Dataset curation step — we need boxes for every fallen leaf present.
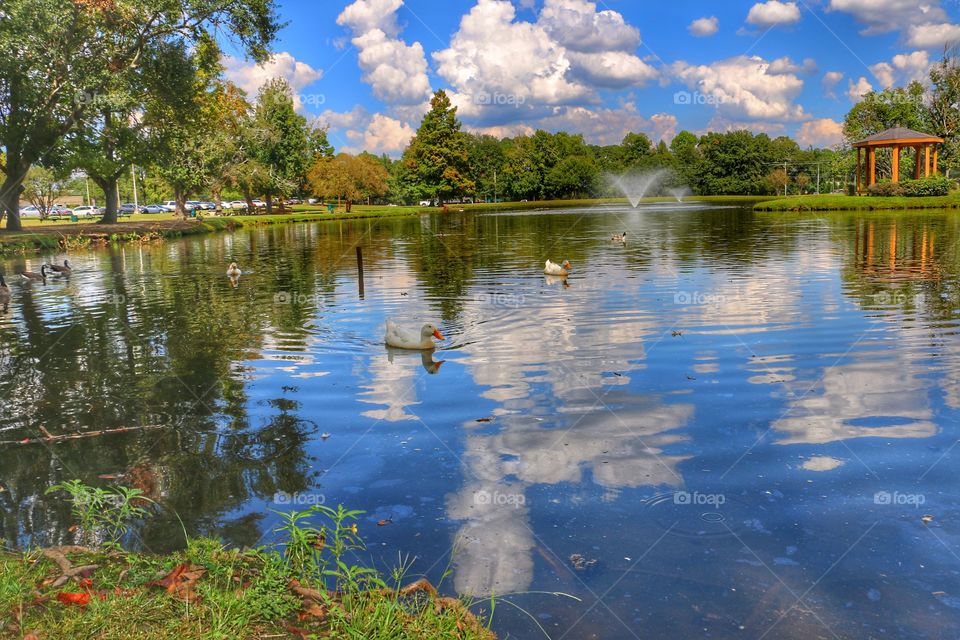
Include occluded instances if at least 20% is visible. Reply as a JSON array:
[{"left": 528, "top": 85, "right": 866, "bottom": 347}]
[
  {"left": 148, "top": 563, "right": 205, "bottom": 602},
  {"left": 377, "top": 519, "right": 392, "bottom": 526},
  {"left": 933, "top": 591, "right": 947, "bottom": 597},
  {"left": 97, "top": 474, "right": 118, "bottom": 480},
  {"left": 23, "top": 633, "right": 40, "bottom": 640},
  {"left": 57, "top": 592, "right": 91, "bottom": 606},
  {"left": 475, "top": 417, "right": 493, "bottom": 423},
  {"left": 68, "top": 525, "right": 79, "bottom": 534},
  {"left": 922, "top": 515, "right": 935, "bottom": 524}
]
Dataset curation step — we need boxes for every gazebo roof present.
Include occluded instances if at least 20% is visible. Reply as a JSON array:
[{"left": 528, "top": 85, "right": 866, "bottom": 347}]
[{"left": 852, "top": 127, "right": 943, "bottom": 147}]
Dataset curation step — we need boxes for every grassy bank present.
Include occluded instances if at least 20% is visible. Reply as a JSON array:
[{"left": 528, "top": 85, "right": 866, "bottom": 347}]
[
  {"left": 754, "top": 193, "right": 960, "bottom": 211},
  {"left": 1, "top": 482, "right": 496, "bottom": 640}
]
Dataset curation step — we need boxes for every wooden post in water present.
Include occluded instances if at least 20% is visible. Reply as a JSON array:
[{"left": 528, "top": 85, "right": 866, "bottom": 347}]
[{"left": 356, "top": 246, "right": 365, "bottom": 299}]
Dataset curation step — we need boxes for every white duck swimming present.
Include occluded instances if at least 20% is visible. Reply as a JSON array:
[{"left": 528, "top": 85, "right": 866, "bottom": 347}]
[
  {"left": 611, "top": 231, "right": 627, "bottom": 242},
  {"left": 385, "top": 319, "right": 445, "bottom": 350},
  {"left": 544, "top": 259, "right": 572, "bottom": 277},
  {"left": 226, "top": 262, "right": 242, "bottom": 278}
]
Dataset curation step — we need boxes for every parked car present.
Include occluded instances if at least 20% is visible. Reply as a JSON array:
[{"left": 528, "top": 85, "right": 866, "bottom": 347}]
[
  {"left": 119, "top": 203, "right": 138, "bottom": 214},
  {"left": 185, "top": 200, "right": 202, "bottom": 211},
  {"left": 49, "top": 204, "right": 74, "bottom": 216},
  {"left": 229, "top": 201, "right": 248, "bottom": 210},
  {"left": 198, "top": 202, "right": 216, "bottom": 210},
  {"left": 307, "top": 198, "right": 319, "bottom": 204},
  {"left": 285, "top": 198, "right": 301, "bottom": 205},
  {"left": 162, "top": 201, "right": 177, "bottom": 212},
  {"left": 220, "top": 201, "right": 233, "bottom": 210},
  {"left": 19, "top": 205, "right": 41, "bottom": 218},
  {"left": 140, "top": 204, "right": 166, "bottom": 214},
  {"left": 251, "top": 199, "right": 265, "bottom": 208},
  {"left": 73, "top": 205, "right": 101, "bottom": 217}
]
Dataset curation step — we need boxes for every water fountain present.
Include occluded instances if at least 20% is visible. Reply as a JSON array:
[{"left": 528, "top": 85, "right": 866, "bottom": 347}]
[
  {"left": 610, "top": 169, "right": 670, "bottom": 208},
  {"left": 669, "top": 186, "right": 692, "bottom": 202}
]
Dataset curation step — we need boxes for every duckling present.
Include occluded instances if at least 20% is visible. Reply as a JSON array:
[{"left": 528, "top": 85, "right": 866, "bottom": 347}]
[
  {"left": 47, "top": 259, "right": 71, "bottom": 276},
  {"left": 226, "top": 262, "right": 242, "bottom": 278},
  {"left": 611, "top": 231, "right": 627, "bottom": 242},
  {"left": 0, "top": 275, "right": 10, "bottom": 307},
  {"left": 19, "top": 265, "right": 47, "bottom": 282}
]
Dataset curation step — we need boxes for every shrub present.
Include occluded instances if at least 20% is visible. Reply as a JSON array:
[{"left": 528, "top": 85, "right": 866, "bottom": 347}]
[
  {"left": 900, "top": 175, "right": 952, "bottom": 197},
  {"left": 868, "top": 181, "right": 903, "bottom": 197}
]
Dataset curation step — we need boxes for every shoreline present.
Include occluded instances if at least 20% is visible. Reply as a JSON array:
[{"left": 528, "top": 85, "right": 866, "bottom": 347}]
[
  {"left": 754, "top": 193, "right": 960, "bottom": 212},
  {"left": 0, "top": 196, "right": 776, "bottom": 254}
]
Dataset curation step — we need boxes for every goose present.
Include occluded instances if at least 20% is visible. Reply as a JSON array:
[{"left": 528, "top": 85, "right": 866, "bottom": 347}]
[
  {"left": 226, "top": 262, "right": 242, "bottom": 278},
  {"left": 19, "top": 265, "right": 47, "bottom": 282},
  {"left": 0, "top": 275, "right": 10, "bottom": 307},
  {"left": 47, "top": 259, "right": 71, "bottom": 276},
  {"left": 385, "top": 319, "right": 444, "bottom": 350},
  {"left": 544, "top": 259, "right": 572, "bottom": 277},
  {"left": 611, "top": 231, "right": 627, "bottom": 242}
]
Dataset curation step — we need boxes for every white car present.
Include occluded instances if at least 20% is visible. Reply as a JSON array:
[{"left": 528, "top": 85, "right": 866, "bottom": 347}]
[
  {"left": 19, "top": 205, "right": 41, "bottom": 217},
  {"left": 73, "top": 205, "right": 101, "bottom": 217},
  {"left": 251, "top": 199, "right": 265, "bottom": 207},
  {"left": 162, "top": 201, "right": 177, "bottom": 212},
  {"left": 220, "top": 201, "right": 232, "bottom": 210},
  {"left": 229, "top": 200, "right": 248, "bottom": 210}
]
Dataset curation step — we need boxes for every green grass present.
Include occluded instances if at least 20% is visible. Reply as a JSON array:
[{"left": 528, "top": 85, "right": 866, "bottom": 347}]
[
  {"left": 0, "top": 538, "right": 497, "bottom": 640},
  {"left": 754, "top": 193, "right": 960, "bottom": 211}
]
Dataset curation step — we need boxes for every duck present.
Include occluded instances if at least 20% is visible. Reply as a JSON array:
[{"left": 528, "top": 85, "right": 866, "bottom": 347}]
[
  {"left": 385, "top": 319, "right": 445, "bottom": 350},
  {"left": 47, "top": 259, "right": 71, "bottom": 276},
  {"left": 544, "top": 259, "right": 572, "bottom": 277},
  {"left": 611, "top": 231, "right": 627, "bottom": 242},
  {"left": 226, "top": 262, "right": 242, "bottom": 278},
  {"left": 0, "top": 275, "right": 10, "bottom": 307},
  {"left": 19, "top": 265, "right": 47, "bottom": 282}
]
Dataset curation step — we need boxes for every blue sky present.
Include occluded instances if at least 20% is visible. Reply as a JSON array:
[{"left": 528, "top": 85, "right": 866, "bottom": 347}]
[{"left": 222, "top": 0, "right": 960, "bottom": 155}]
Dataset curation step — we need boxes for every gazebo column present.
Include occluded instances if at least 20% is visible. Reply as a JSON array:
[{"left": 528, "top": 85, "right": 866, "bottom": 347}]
[
  {"left": 868, "top": 146, "right": 876, "bottom": 187},
  {"left": 857, "top": 147, "right": 863, "bottom": 195},
  {"left": 914, "top": 146, "right": 922, "bottom": 179},
  {"left": 891, "top": 145, "right": 900, "bottom": 182},
  {"left": 925, "top": 145, "right": 931, "bottom": 177},
  {"left": 934, "top": 145, "right": 939, "bottom": 176}
]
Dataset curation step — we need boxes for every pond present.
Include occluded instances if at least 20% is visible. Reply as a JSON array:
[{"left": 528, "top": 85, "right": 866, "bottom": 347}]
[{"left": 2, "top": 203, "right": 960, "bottom": 638}]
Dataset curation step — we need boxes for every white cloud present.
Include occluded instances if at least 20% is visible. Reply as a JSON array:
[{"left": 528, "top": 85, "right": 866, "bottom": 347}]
[
  {"left": 337, "top": 0, "right": 432, "bottom": 105},
  {"left": 847, "top": 76, "right": 874, "bottom": 102},
  {"left": 747, "top": 1, "right": 801, "bottom": 28},
  {"left": 566, "top": 50, "right": 658, "bottom": 88},
  {"left": 769, "top": 56, "right": 817, "bottom": 74},
  {"left": 670, "top": 55, "right": 808, "bottom": 121},
  {"left": 689, "top": 16, "right": 719, "bottom": 37},
  {"left": 822, "top": 71, "right": 844, "bottom": 98},
  {"left": 319, "top": 106, "right": 416, "bottom": 156},
  {"left": 828, "top": 0, "right": 946, "bottom": 35},
  {"left": 906, "top": 22, "right": 960, "bottom": 48},
  {"left": 796, "top": 118, "right": 844, "bottom": 147},
  {"left": 869, "top": 50, "right": 931, "bottom": 88},
  {"left": 536, "top": 0, "right": 641, "bottom": 53},
  {"left": 356, "top": 114, "right": 416, "bottom": 154},
  {"left": 223, "top": 52, "right": 323, "bottom": 113}
]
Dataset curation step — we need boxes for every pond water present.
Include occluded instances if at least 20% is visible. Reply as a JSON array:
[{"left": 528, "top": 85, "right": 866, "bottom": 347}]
[{"left": 2, "top": 203, "right": 960, "bottom": 638}]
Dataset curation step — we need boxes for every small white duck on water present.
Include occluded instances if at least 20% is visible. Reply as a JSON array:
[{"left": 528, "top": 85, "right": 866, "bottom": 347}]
[
  {"left": 226, "top": 262, "right": 242, "bottom": 278},
  {"left": 544, "top": 259, "right": 572, "bottom": 277},
  {"left": 385, "top": 319, "right": 445, "bottom": 350},
  {"left": 611, "top": 231, "right": 627, "bottom": 242}
]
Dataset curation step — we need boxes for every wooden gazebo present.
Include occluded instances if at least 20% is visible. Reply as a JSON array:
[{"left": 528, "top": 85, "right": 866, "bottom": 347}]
[{"left": 853, "top": 127, "right": 943, "bottom": 193}]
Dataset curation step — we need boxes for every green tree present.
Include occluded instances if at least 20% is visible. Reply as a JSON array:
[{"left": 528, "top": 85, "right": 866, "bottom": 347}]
[
  {"left": 22, "top": 165, "right": 68, "bottom": 219},
  {"left": 544, "top": 155, "right": 599, "bottom": 199},
  {"left": 929, "top": 54, "right": 960, "bottom": 176},
  {"left": 0, "top": 0, "right": 280, "bottom": 230},
  {"left": 402, "top": 90, "right": 473, "bottom": 202},
  {"left": 307, "top": 153, "right": 388, "bottom": 209},
  {"left": 250, "top": 78, "right": 313, "bottom": 213}
]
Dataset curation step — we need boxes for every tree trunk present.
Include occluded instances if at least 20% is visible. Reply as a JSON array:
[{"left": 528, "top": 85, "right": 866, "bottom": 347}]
[
  {"left": 265, "top": 193, "right": 273, "bottom": 215},
  {"left": 345, "top": 199, "right": 352, "bottom": 213},
  {"left": 212, "top": 188, "right": 222, "bottom": 214},
  {"left": 95, "top": 175, "right": 120, "bottom": 224},
  {"left": 243, "top": 189, "right": 254, "bottom": 213},
  {"left": 175, "top": 187, "right": 188, "bottom": 218},
  {"left": 1, "top": 174, "right": 26, "bottom": 231}
]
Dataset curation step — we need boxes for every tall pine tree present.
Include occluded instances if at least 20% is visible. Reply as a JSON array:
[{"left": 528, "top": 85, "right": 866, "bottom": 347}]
[{"left": 402, "top": 90, "right": 473, "bottom": 203}]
